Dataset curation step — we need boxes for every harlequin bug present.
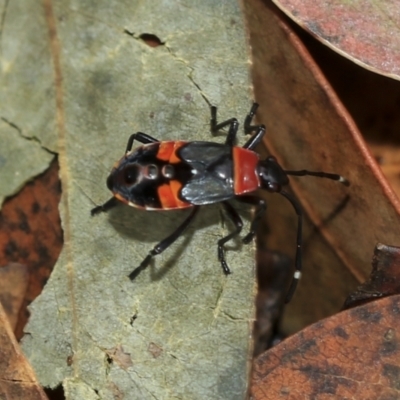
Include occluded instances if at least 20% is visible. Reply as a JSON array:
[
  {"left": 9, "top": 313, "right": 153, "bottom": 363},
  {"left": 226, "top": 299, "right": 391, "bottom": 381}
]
[{"left": 91, "top": 103, "right": 348, "bottom": 301}]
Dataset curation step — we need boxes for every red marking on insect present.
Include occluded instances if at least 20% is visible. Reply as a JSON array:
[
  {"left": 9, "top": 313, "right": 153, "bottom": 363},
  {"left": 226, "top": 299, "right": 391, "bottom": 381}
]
[{"left": 232, "top": 147, "right": 260, "bottom": 195}]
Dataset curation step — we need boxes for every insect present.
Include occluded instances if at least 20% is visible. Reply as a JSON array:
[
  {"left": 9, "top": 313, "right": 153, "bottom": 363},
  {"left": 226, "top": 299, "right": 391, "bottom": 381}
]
[{"left": 91, "top": 103, "right": 348, "bottom": 301}]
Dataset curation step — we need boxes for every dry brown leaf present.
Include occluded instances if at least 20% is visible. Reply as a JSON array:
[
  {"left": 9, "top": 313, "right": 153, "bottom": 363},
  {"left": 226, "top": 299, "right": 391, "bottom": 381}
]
[
  {"left": 289, "top": 29, "right": 400, "bottom": 202},
  {"left": 0, "top": 159, "right": 62, "bottom": 339},
  {"left": 0, "top": 302, "right": 48, "bottom": 400},
  {"left": 252, "top": 294, "right": 400, "bottom": 399},
  {"left": 243, "top": 0, "right": 400, "bottom": 332},
  {"left": 0, "top": 263, "right": 28, "bottom": 330},
  {"left": 344, "top": 243, "right": 400, "bottom": 309}
]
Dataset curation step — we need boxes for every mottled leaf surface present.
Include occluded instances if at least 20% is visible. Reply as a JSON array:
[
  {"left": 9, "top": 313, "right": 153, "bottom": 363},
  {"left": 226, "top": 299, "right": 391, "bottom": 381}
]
[
  {"left": 252, "top": 295, "right": 400, "bottom": 399},
  {"left": 272, "top": 0, "right": 400, "bottom": 79},
  {"left": 7, "top": 1, "right": 258, "bottom": 399}
]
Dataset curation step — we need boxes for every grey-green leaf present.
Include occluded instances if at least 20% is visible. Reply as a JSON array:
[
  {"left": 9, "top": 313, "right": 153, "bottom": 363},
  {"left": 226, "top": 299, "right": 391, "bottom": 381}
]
[{"left": 16, "top": 1, "right": 256, "bottom": 399}]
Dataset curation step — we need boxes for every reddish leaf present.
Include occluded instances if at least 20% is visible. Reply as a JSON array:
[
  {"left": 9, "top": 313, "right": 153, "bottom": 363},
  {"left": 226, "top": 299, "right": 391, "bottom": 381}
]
[
  {"left": 0, "top": 159, "right": 63, "bottom": 338},
  {"left": 252, "top": 295, "right": 400, "bottom": 399},
  {"left": 272, "top": 0, "right": 400, "bottom": 79},
  {"left": 0, "top": 302, "right": 48, "bottom": 400}
]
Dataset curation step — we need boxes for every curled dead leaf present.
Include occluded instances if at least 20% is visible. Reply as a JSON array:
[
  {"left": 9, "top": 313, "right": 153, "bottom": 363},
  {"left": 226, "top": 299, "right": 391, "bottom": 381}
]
[
  {"left": 252, "top": 294, "right": 400, "bottom": 399},
  {"left": 344, "top": 243, "right": 400, "bottom": 309}
]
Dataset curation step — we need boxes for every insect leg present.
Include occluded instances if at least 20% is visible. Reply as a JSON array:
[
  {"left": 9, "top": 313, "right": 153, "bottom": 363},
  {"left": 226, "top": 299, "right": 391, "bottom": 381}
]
[
  {"left": 125, "top": 132, "right": 160, "bottom": 153},
  {"left": 91, "top": 196, "right": 119, "bottom": 216},
  {"left": 279, "top": 190, "right": 303, "bottom": 303},
  {"left": 128, "top": 206, "right": 200, "bottom": 280},
  {"left": 210, "top": 106, "right": 239, "bottom": 147},
  {"left": 244, "top": 103, "right": 264, "bottom": 133},
  {"left": 241, "top": 103, "right": 266, "bottom": 149},
  {"left": 235, "top": 196, "right": 267, "bottom": 244},
  {"left": 242, "top": 124, "right": 266, "bottom": 150},
  {"left": 218, "top": 202, "right": 244, "bottom": 274}
]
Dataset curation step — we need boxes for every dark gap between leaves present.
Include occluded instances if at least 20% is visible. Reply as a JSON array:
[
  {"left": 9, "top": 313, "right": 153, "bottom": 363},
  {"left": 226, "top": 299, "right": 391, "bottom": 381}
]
[{"left": 44, "top": 384, "right": 65, "bottom": 400}]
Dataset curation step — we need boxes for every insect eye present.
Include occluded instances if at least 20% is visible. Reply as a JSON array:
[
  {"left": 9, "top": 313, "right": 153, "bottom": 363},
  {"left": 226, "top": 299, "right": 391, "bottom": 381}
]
[{"left": 123, "top": 165, "right": 139, "bottom": 184}]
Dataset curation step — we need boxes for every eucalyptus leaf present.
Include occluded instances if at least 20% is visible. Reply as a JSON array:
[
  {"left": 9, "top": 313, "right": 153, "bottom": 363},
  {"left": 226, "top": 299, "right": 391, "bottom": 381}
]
[
  {"left": 15, "top": 1, "right": 257, "bottom": 399},
  {"left": 0, "top": 120, "right": 53, "bottom": 206}
]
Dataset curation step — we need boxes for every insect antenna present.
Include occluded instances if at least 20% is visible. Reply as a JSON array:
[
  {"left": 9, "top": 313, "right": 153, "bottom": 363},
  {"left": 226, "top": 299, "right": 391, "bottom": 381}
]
[
  {"left": 284, "top": 170, "right": 349, "bottom": 186},
  {"left": 280, "top": 171, "right": 348, "bottom": 302}
]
